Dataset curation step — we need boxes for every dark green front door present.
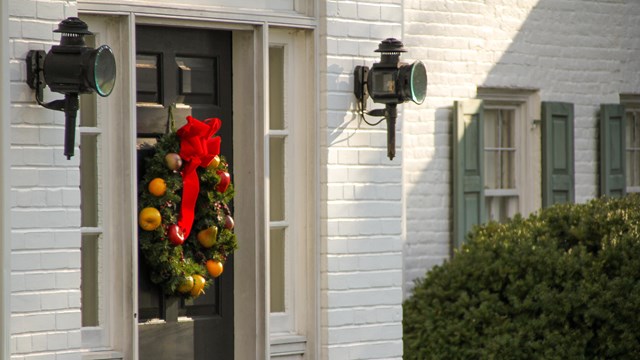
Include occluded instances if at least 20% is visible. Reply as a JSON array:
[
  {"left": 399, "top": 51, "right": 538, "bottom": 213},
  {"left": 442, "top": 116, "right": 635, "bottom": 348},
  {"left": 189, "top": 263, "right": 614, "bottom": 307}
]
[{"left": 136, "top": 25, "right": 233, "bottom": 360}]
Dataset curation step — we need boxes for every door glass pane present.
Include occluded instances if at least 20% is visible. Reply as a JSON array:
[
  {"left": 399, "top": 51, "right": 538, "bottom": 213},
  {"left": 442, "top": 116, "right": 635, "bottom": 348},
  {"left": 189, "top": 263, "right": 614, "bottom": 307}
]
[
  {"left": 270, "top": 137, "right": 286, "bottom": 221},
  {"left": 270, "top": 228, "right": 286, "bottom": 313},
  {"left": 136, "top": 54, "right": 160, "bottom": 104},
  {"left": 269, "top": 46, "right": 285, "bottom": 130},
  {"left": 81, "top": 234, "right": 100, "bottom": 327},
  {"left": 175, "top": 57, "right": 217, "bottom": 99}
]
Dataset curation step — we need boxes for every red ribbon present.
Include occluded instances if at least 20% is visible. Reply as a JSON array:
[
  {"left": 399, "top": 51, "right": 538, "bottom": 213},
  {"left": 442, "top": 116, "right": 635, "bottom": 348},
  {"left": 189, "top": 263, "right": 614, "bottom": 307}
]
[{"left": 176, "top": 116, "right": 221, "bottom": 239}]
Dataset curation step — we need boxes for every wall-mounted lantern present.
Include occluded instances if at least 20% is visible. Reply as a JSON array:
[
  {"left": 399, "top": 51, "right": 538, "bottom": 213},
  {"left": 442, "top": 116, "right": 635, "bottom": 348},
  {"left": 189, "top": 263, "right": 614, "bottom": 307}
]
[
  {"left": 353, "top": 38, "right": 427, "bottom": 160},
  {"left": 26, "top": 17, "right": 116, "bottom": 159}
]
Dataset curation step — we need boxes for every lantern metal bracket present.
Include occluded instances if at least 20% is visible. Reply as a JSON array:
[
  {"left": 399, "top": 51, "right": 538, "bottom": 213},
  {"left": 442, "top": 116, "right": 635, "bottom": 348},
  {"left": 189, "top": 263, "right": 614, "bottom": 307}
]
[
  {"left": 26, "top": 50, "right": 67, "bottom": 112},
  {"left": 354, "top": 65, "right": 386, "bottom": 126}
]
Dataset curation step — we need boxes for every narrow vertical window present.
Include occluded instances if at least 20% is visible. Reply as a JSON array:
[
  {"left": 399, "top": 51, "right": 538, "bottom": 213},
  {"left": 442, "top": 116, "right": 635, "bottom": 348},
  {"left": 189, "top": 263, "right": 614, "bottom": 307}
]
[
  {"left": 626, "top": 110, "right": 640, "bottom": 192},
  {"left": 80, "top": 130, "right": 100, "bottom": 328},
  {"left": 268, "top": 45, "right": 290, "bottom": 317},
  {"left": 484, "top": 108, "right": 518, "bottom": 222},
  {"left": 79, "top": 32, "right": 103, "bottom": 330},
  {"left": 78, "top": 32, "right": 109, "bottom": 349},
  {"left": 267, "top": 30, "right": 315, "bottom": 357}
]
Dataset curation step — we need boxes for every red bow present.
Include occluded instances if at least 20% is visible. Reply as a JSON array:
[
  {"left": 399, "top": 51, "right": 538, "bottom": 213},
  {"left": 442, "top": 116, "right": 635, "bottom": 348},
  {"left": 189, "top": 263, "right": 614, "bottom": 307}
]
[{"left": 176, "top": 116, "right": 221, "bottom": 239}]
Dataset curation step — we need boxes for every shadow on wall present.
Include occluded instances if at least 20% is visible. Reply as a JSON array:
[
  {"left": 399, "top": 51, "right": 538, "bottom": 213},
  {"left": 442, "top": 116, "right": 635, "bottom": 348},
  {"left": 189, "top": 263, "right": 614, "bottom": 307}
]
[
  {"left": 403, "top": 0, "right": 640, "bottom": 296},
  {"left": 325, "top": 63, "right": 393, "bottom": 148}
]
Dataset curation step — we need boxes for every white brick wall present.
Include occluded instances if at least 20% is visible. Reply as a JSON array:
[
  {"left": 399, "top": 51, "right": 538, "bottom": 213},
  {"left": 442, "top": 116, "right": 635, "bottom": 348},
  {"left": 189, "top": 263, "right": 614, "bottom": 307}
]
[
  {"left": 321, "top": 0, "right": 404, "bottom": 358},
  {"left": 9, "top": 1, "right": 81, "bottom": 359},
  {"left": 403, "top": 0, "right": 640, "bottom": 294},
  {"left": 7, "top": 0, "right": 640, "bottom": 359}
]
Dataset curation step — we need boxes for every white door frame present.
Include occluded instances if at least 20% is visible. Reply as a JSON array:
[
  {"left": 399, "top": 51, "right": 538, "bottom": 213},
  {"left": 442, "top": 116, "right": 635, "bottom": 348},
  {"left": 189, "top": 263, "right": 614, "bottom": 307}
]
[{"left": 78, "top": 6, "right": 318, "bottom": 358}]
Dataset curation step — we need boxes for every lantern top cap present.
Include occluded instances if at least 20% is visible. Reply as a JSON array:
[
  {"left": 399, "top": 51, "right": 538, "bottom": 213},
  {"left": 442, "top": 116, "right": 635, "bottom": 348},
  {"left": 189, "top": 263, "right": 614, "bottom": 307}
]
[
  {"left": 54, "top": 17, "right": 93, "bottom": 36},
  {"left": 374, "top": 38, "right": 406, "bottom": 54}
]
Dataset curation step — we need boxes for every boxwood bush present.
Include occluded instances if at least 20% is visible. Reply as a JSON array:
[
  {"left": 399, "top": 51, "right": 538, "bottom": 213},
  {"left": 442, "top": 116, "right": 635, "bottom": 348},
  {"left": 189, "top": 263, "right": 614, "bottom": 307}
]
[{"left": 403, "top": 195, "right": 640, "bottom": 360}]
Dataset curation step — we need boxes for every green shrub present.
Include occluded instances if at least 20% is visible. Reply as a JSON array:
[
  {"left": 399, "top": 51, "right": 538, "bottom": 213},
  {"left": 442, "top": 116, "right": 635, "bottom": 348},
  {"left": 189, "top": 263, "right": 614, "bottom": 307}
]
[{"left": 403, "top": 194, "right": 640, "bottom": 360}]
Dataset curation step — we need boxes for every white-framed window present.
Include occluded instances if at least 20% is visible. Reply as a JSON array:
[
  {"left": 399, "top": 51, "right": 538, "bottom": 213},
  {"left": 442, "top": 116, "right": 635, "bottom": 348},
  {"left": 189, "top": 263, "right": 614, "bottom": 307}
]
[
  {"left": 78, "top": 15, "right": 131, "bottom": 359},
  {"left": 478, "top": 89, "right": 541, "bottom": 222},
  {"left": 79, "top": 33, "right": 108, "bottom": 350},
  {"left": 621, "top": 96, "right": 640, "bottom": 193},
  {"left": 267, "top": 28, "right": 314, "bottom": 355}
]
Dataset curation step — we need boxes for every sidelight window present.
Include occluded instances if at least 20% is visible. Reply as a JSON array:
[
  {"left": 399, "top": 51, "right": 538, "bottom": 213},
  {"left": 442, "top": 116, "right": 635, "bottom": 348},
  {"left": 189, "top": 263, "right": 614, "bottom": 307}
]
[{"left": 267, "top": 29, "right": 315, "bottom": 357}]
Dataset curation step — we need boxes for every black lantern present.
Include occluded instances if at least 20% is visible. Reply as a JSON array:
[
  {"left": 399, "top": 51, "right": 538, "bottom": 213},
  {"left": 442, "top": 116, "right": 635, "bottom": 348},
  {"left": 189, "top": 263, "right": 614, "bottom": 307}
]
[
  {"left": 354, "top": 38, "right": 427, "bottom": 160},
  {"left": 26, "top": 17, "right": 116, "bottom": 159}
]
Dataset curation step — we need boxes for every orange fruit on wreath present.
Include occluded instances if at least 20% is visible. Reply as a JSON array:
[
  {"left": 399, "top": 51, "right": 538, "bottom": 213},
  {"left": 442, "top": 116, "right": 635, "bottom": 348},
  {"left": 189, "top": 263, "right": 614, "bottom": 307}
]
[
  {"left": 139, "top": 207, "right": 162, "bottom": 231},
  {"left": 190, "top": 274, "right": 206, "bottom": 298},
  {"left": 148, "top": 178, "right": 167, "bottom": 197},
  {"left": 206, "top": 259, "right": 224, "bottom": 278}
]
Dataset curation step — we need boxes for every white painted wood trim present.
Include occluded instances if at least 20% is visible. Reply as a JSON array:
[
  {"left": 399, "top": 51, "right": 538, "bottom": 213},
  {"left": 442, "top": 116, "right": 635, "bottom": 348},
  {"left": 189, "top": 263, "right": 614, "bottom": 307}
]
[
  {"left": 262, "top": 23, "right": 273, "bottom": 359},
  {"left": 310, "top": 16, "right": 321, "bottom": 358},
  {"left": 270, "top": 334, "right": 307, "bottom": 357},
  {"left": 78, "top": 1, "right": 317, "bottom": 29},
  {"left": 233, "top": 25, "right": 270, "bottom": 360},
  {"left": 127, "top": 14, "right": 139, "bottom": 360},
  {"left": 0, "top": 0, "right": 11, "bottom": 358},
  {"left": 79, "top": 14, "right": 138, "bottom": 358}
]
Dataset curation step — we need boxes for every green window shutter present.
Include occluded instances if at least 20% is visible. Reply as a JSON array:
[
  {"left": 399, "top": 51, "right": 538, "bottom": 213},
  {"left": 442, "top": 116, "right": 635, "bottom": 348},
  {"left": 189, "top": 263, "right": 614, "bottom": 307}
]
[
  {"left": 542, "top": 101, "right": 575, "bottom": 207},
  {"left": 453, "top": 100, "right": 485, "bottom": 248},
  {"left": 600, "top": 104, "right": 626, "bottom": 197}
]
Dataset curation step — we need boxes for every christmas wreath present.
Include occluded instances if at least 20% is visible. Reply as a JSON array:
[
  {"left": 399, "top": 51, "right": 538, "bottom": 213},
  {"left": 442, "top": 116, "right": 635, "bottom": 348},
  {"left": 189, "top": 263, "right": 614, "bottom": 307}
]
[{"left": 138, "top": 115, "right": 237, "bottom": 298}]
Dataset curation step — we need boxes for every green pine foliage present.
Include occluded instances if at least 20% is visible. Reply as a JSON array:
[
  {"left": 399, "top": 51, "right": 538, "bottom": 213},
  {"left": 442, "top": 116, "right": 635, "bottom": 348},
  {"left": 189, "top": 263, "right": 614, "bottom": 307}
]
[
  {"left": 403, "top": 194, "right": 640, "bottom": 359},
  {"left": 138, "top": 132, "right": 238, "bottom": 296}
]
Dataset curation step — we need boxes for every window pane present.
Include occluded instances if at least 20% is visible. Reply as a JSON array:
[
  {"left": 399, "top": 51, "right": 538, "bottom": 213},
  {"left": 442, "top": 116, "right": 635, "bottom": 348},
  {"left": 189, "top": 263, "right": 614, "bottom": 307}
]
[
  {"left": 501, "top": 150, "right": 515, "bottom": 189},
  {"left": 484, "top": 109, "right": 515, "bottom": 190},
  {"left": 484, "top": 149, "right": 516, "bottom": 189},
  {"left": 486, "top": 196, "right": 519, "bottom": 223},
  {"left": 82, "top": 234, "right": 100, "bottom": 327},
  {"left": 484, "top": 109, "right": 498, "bottom": 148},
  {"left": 270, "top": 137, "right": 286, "bottom": 221},
  {"left": 80, "top": 134, "right": 99, "bottom": 227},
  {"left": 627, "top": 112, "right": 640, "bottom": 188},
  {"left": 270, "top": 228, "right": 286, "bottom": 313},
  {"left": 80, "top": 93, "right": 97, "bottom": 127},
  {"left": 269, "top": 46, "right": 285, "bottom": 130}
]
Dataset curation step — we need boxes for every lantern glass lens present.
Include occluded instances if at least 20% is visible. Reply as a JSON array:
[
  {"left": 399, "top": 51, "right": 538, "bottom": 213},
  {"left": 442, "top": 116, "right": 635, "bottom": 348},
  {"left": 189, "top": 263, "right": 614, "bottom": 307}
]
[
  {"left": 93, "top": 45, "right": 116, "bottom": 97},
  {"left": 409, "top": 61, "right": 427, "bottom": 104}
]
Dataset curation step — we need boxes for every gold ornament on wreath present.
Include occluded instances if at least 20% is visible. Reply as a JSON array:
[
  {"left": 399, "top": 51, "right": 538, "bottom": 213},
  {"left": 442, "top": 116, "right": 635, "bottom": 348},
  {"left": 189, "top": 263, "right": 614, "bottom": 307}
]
[{"left": 138, "top": 115, "right": 237, "bottom": 298}]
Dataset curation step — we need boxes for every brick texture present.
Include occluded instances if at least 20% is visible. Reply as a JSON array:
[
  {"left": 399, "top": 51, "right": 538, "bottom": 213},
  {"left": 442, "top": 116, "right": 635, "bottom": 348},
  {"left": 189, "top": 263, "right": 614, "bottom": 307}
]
[
  {"left": 320, "top": 0, "right": 404, "bottom": 358},
  {"left": 9, "top": 1, "right": 81, "bottom": 359}
]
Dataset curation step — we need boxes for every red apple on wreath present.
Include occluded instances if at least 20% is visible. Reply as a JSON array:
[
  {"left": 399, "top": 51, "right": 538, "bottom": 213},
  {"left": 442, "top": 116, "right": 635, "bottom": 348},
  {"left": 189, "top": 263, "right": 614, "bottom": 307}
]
[
  {"left": 167, "top": 224, "right": 185, "bottom": 246},
  {"left": 216, "top": 170, "right": 231, "bottom": 193}
]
